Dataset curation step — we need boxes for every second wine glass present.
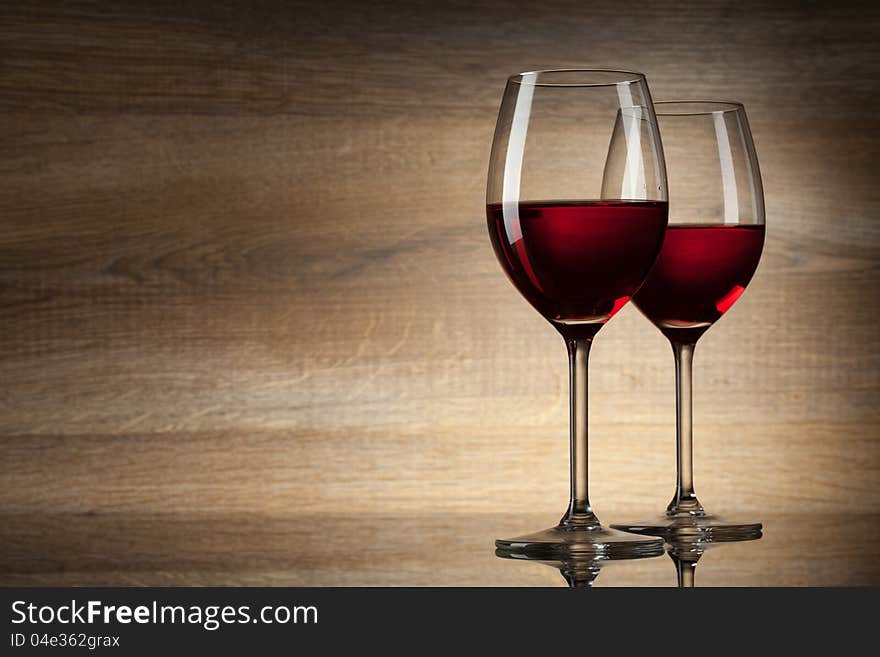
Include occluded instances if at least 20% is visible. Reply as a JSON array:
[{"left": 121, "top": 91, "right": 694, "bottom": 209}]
[
  {"left": 487, "top": 70, "right": 668, "bottom": 557},
  {"left": 612, "top": 101, "right": 765, "bottom": 540}
]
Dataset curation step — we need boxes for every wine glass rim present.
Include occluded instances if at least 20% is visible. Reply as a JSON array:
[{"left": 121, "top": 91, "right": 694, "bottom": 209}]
[
  {"left": 509, "top": 69, "right": 646, "bottom": 87},
  {"left": 654, "top": 100, "right": 745, "bottom": 116}
]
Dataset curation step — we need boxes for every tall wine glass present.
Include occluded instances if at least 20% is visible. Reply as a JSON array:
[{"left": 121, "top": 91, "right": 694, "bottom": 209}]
[
  {"left": 611, "top": 101, "right": 765, "bottom": 540},
  {"left": 487, "top": 70, "right": 668, "bottom": 557}
]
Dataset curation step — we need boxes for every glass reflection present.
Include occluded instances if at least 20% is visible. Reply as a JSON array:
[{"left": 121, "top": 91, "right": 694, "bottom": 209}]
[
  {"left": 496, "top": 530, "right": 763, "bottom": 587},
  {"left": 495, "top": 546, "right": 659, "bottom": 588},
  {"left": 665, "top": 531, "right": 762, "bottom": 588}
]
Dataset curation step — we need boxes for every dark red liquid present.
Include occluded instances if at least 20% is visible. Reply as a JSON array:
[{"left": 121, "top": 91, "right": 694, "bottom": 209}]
[
  {"left": 633, "top": 224, "right": 765, "bottom": 344},
  {"left": 487, "top": 200, "right": 668, "bottom": 339}
]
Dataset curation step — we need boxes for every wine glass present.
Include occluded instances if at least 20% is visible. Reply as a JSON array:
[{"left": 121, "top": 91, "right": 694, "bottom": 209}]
[
  {"left": 611, "top": 101, "right": 765, "bottom": 540},
  {"left": 487, "top": 70, "right": 668, "bottom": 557}
]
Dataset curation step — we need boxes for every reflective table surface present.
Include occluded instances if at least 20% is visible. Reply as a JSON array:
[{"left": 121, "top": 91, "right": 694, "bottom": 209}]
[{"left": 2, "top": 513, "right": 877, "bottom": 586}]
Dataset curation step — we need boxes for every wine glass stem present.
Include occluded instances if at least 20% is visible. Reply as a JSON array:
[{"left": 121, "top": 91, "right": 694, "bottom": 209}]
[
  {"left": 560, "top": 337, "right": 600, "bottom": 529},
  {"left": 675, "top": 559, "right": 697, "bottom": 588},
  {"left": 668, "top": 341, "right": 705, "bottom": 516}
]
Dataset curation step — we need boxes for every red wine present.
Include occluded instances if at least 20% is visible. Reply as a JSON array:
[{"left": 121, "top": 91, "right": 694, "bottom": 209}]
[
  {"left": 633, "top": 224, "right": 765, "bottom": 344},
  {"left": 487, "top": 200, "right": 668, "bottom": 339}
]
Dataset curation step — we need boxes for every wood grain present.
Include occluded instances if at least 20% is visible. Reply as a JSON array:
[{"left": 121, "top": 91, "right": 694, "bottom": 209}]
[{"left": 0, "top": 0, "right": 878, "bottom": 558}]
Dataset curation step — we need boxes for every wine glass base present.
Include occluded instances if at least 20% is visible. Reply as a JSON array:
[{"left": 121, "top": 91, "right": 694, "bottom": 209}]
[
  {"left": 495, "top": 524, "right": 665, "bottom": 559},
  {"left": 610, "top": 515, "right": 762, "bottom": 542}
]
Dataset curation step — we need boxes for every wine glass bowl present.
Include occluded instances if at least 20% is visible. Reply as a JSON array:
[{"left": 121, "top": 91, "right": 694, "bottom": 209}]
[{"left": 486, "top": 70, "right": 668, "bottom": 557}]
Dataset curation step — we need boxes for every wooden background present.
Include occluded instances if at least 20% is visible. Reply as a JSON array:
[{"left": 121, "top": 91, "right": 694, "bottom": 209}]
[{"left": 1, "top": 0, "right": 878, "bottom": 533}]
